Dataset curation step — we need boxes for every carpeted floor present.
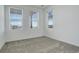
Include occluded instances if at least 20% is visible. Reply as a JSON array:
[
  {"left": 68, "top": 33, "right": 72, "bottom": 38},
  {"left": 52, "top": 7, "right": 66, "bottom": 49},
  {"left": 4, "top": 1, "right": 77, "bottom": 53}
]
[{"left": 0, "top": 36, "right": 79, "bottom": 53}]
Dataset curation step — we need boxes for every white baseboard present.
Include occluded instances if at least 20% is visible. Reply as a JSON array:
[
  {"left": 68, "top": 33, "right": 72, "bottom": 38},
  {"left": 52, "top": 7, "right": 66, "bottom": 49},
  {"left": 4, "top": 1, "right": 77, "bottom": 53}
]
[
  {"left": 6, "top": 35, "right": 44, "bottom": 42},
  {"left": 46, "top": 35, "right": 79, "bottom": 47},
  {"left": 0, "top": 42, "right": 5, "bottom": 50}
]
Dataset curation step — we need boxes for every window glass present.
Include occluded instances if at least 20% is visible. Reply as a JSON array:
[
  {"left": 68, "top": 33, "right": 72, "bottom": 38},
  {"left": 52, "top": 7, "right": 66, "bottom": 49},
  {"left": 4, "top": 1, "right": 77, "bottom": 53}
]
[
  {"left": 31, "top": 11, "right": 39, "bottom": 28},
  {"left": 10, "top": 8, "right": 22, "bottom": 29},
  {"left": 48, "top": 9, "right": 53, "bottom": 28}
]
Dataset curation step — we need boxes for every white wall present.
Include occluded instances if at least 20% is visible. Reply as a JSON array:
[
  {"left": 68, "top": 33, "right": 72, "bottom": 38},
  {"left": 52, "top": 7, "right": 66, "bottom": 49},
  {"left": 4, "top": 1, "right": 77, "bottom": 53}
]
[
  {"left": 44, "top": 5, "right": 79, "bottom": 47},
  {"left": 0, "top": 5, "right": 5, "bottom": 49},
  {"left": 5, "top": 5, "right": 44, "bottom": 42}
]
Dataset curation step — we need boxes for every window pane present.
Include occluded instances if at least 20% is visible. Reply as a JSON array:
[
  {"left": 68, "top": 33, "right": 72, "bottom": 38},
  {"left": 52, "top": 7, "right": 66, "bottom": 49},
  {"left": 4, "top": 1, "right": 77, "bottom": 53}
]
[
  {"left": 10, "top": 8, "right": 22, "bottom": 29},
  {"left": 48, "top": 10, "right": 53, "bottom": 28},
  {"left": 31, "top": 11, "right": 39, "bottom": 28}
]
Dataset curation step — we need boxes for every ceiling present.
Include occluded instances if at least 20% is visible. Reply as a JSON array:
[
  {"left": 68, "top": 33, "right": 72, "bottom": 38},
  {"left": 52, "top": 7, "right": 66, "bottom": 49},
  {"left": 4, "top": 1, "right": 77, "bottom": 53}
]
[{"left": 30, "top": 5, "right": 49, "bottom": 9}]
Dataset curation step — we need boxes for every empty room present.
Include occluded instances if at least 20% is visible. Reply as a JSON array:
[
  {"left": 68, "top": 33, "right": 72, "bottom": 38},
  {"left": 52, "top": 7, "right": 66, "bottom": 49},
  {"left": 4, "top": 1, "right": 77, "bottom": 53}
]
[{"left": 0, "top": 5, "right": 79, "bottom": 53}]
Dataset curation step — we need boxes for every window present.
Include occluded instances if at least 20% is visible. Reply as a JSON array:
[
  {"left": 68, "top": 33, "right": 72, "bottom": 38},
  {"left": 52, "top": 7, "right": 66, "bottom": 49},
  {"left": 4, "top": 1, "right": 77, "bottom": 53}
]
[
  {"left": 48, "top": 9, "right": 53, "bottom": 28},
  {"left": 31, "top": 11, "right": 39, "bottom": 28},
  {"left": 9, "top": 8, "right": 23, "bottom": 29}
]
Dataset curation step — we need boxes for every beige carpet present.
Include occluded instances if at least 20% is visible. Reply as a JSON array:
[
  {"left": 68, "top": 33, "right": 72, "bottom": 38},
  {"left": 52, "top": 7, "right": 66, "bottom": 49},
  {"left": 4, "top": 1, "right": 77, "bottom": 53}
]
[{"left": 0, "top": 37, "right": 79, "bottom": 53}]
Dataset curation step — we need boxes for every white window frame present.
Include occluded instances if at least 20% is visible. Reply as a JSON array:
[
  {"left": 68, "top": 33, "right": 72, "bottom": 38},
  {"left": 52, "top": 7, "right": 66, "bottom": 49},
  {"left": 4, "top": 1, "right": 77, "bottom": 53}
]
[
  {"left": 47, "top": 8, "right": 53, "bottom": 28},
  {"left": 30, "top": 9, "right": 39, "bottom": 29},
  {"left": 9, "top": 7, "right": 23, "bottom": 30}
]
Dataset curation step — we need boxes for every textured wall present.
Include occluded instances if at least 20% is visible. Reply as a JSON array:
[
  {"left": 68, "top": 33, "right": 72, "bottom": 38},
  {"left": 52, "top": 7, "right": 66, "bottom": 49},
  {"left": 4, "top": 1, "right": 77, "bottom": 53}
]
[
  {"left": 5, "top": 5, "right": 44, "bottom": 42},
  {"left": 0, "top": 5, "right": 5, "bottom": 49},
  {"left": 44, "top": 5, "right": 79, "bottom": 47}
]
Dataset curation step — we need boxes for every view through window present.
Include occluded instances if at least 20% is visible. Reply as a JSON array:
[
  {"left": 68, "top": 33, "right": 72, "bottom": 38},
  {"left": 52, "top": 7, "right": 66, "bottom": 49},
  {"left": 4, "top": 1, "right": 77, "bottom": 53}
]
[
  {"left": 10, "top": 8, "right": 22, "bottom": 29},
  {"left": 48, "top": 9, "right": 53, "bottom": 28},
  {"left": 31, "top": 11, "right": 39, "bottom": 28}
]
